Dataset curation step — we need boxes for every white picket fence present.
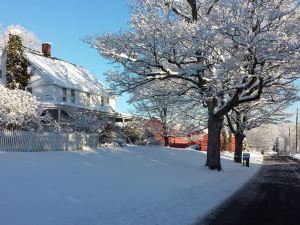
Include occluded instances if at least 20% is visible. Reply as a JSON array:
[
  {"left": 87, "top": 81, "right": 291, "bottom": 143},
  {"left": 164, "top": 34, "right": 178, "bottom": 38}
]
[{"left": 0, "top": 130, "right": 99, "bottom": 152}]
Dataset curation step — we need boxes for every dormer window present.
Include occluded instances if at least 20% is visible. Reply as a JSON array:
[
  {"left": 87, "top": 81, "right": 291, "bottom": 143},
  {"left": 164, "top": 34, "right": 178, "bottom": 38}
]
[
  {"left": 62, "top": 88, "right": 67, "bottom": 102},
  {"left": 71, "top": 89, "right": 75, "bottom": 103}
]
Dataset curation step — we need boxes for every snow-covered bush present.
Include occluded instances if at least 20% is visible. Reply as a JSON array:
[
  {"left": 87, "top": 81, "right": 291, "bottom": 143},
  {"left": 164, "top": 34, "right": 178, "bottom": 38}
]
[
  {"left": 59, "top": 109, "right": 108, "bottom": 134},
  {"left": 100, "top": 123, "right": 126, "bottom": 144},
  {"left": 122, "top": 120, "right": 147, "bottom": 144},
  {"left": 0, "top": 84, "right": 41, "bottom": 130}
]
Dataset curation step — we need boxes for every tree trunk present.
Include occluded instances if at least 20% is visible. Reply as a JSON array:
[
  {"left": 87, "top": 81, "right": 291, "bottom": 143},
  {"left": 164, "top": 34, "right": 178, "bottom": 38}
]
[
  {"left": 164, "top": 136, "right": 169, "bottom": 147},
  {"left": 234, "top": 133, "right": 245, "bottom": 163},
  {"left": 206, "top": 100, "right": 223, "bottom": 171},
  {"left": 187, "top": 0, "right": 198, "bottom": 21}
]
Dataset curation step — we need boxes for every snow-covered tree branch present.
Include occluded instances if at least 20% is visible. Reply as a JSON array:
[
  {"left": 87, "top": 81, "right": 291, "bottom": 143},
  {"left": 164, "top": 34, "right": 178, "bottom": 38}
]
[
  {"left": 60, "top": 108, "right": 108, "bottom": 134},
  {"left": 130, "top": 80, "right": 206, "bottom": 146},
  {"left": 87, "top": 0, "right": 300, "bottom": 170},
  {"left": 0, "top": 25, "right": 41, "bottom": 56}
]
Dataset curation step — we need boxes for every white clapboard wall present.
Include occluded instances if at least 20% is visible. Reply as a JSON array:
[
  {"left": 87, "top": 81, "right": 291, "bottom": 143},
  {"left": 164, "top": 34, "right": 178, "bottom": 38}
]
[{"left": 0, "top": 131, "right": 98, "bottom": 152}]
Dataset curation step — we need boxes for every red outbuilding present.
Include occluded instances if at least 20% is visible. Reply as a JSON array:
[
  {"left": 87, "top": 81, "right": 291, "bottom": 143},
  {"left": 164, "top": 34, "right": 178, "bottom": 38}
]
[{"left": 144, "top": 119, "right": 235, "bottom": 152}]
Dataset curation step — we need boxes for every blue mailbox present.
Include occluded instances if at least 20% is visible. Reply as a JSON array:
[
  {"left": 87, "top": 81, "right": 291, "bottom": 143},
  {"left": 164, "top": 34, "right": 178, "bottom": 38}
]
[{"left": 242, "top": 152, "right": 250, "bottom": 167}]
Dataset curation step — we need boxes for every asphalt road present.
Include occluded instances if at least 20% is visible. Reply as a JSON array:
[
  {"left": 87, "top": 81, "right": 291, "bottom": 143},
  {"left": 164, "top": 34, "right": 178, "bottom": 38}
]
[{"left": 197, "top": 155, "right": 300, "bottom": 225}]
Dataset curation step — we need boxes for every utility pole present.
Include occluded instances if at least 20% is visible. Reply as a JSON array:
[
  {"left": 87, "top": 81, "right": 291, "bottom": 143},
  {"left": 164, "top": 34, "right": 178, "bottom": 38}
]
[{"left": 296, "top": 108, "right": 298, "bottom": 153}]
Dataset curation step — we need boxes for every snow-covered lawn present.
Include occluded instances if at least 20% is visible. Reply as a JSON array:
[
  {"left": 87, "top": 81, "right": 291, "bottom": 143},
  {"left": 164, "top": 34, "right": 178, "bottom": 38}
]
[
  {"left": 292, "top": 154, "right": 300, "bottom": 160},
  {"left": 0, "top": 146, "right": 262, "bottom": 225}
]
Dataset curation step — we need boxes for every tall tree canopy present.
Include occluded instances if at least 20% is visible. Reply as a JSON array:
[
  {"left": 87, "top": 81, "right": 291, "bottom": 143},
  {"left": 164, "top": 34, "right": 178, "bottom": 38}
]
[{"left": 87, "top": 0, "right": 300, "bottom": 170}]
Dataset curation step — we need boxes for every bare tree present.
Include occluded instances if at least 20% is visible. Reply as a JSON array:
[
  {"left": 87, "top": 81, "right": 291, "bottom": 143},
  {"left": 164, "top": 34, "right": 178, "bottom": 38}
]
[
  {"left": 131, "top": 81, "right": 206, "bottom": 146},
  {"left": 226, "top": 85, "right": 297, "bottom": 162}
]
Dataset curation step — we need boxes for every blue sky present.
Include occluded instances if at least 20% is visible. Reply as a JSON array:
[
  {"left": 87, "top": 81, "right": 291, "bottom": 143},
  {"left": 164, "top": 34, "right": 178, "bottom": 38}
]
[
  {"left": 1, "top": 0, "right": 299, "bottom": 120},
  {"left": 0, "top": 0, "right": 132, "bottom": 112}
]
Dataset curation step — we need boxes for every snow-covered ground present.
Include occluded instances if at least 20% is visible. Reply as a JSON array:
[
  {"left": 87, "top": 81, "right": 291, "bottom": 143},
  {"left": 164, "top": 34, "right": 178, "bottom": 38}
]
[
  {"left": 220, "top": 150, "right": 264, "bottom": 164},
  {"left": 0, "top": 146, "right": 263, "bottom": 225},
  {"left": 292, "top": 154, "right": 300, "bottom": 160}
]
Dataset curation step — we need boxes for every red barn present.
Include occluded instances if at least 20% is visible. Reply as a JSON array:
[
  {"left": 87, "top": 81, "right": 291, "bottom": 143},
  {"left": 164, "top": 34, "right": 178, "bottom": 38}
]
[
  {"left": 144, "top": 119, "right": 235, "bottom": 152},
  {"left": 200, "top": 133, "right": 235, "bottom": 152},
  {"left": 169, "top": 131, "right": 191, "bottom": 148},
  {"left": 168, "top": 131, "right": 235, "bottom": 152}
]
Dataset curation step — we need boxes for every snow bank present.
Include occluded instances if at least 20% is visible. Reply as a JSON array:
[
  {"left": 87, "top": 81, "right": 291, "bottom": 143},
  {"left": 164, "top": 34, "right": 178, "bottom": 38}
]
[
  {"left": 220, "top": 150, "right": 264, "bottom": 164},
  {"left": 292, "top": 154, "right": 300, "bottom": 160},
  {"left": 0, "top": 146, "right": 263, "bottom": 225}
]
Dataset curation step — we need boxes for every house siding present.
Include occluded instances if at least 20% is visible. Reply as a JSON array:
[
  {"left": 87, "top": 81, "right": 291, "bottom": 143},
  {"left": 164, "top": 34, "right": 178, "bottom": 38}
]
[
  {"left": 29, "top": 83, "right": 116, "bottom": 112},
  {"left": 28, "top": 85, "right": 56, "bottom": 102}
]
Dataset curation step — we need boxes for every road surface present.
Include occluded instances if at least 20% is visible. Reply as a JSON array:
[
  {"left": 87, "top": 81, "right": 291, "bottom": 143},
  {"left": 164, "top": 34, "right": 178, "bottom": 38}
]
[{"left": 197, "top": 156, "right": 300, "bottom": 225}]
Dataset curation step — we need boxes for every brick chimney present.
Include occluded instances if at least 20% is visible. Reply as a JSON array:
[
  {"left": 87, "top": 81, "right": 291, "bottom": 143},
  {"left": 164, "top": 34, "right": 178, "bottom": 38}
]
[{"left": 42, "top": 43, "right": 51, "bottom": 57}]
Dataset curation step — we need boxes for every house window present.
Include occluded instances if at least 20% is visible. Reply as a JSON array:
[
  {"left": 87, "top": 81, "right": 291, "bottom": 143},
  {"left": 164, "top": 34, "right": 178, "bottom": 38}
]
[
  {"left": 71, "top": 89, "right": 75, "bottom": 103},
  {"left": 101, "top": 96, "right": 109, "bottom": 106},
  {"left": 87, "top": 93, "right": 91, "bottom": 106},
  {"left": 27, "top": 87, "right": 32, "bottom": 94},
  {"left": 101, "top": 96, "right": 105, "bottom": 106},
  {"left": 0, "top": 69, "right": 2, "bottom": 78},
  {"left": 62, "top": 88, "right": 67, "bottom": 102}
]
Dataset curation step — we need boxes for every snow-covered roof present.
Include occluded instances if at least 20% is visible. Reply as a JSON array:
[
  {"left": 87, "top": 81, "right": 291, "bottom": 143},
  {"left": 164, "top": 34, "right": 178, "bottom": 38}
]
[
  {"left": 23, "top": 49, "right": 111, "bottom": 96},
  {"left": 0, "top": 47, "right": 6, "bottom": 60}
]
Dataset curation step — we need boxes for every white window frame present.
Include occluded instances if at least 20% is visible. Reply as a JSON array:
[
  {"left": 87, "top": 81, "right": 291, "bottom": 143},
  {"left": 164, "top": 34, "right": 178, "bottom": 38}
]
[
  {"left": 101, "top": 96, "right": 105, "bottom": 106},
  {"left": 87, "top": 93, "right": 91, "bottom": 106},
  {"left": 62, "top": 88, "right": 67, "bottom": 102},
  {"left": 71, "top": 89, "right": 75, "bottom": 104}
]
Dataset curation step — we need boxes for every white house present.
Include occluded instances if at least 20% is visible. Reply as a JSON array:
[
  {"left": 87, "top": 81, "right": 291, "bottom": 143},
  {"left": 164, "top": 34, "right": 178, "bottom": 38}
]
[{"left": 0, "top": 42, "right": 131, "bottom": 122}]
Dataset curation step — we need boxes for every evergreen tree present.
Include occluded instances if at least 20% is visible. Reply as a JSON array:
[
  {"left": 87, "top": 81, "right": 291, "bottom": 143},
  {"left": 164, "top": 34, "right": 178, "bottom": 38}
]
[{"left": 6, "top": 34, "right": 30, "bottom": 90}]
